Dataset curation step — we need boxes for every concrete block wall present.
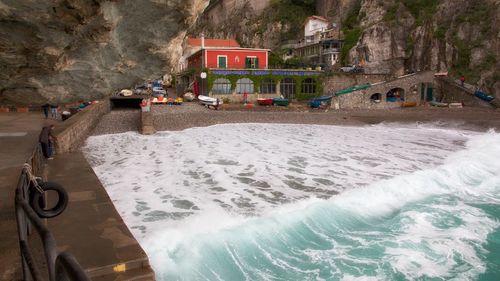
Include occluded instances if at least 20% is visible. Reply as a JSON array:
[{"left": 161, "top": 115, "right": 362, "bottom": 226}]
[
  {"left": 141, "top": 111, "right": 155, "bottom": 135},
  {"left": 54, "top": 100, "right": 110, "bottom": 154}
]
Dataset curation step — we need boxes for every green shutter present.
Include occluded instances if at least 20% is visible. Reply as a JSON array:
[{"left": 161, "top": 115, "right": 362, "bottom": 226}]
[
  {"left": 255, "top": 58, "right": 259, "bottom": 69},
  {"left": 218, "top": 56, "right": 226, "bottom": 68},
  {"left": 245, "top": 58, "right": 251, "bottom": 68}
]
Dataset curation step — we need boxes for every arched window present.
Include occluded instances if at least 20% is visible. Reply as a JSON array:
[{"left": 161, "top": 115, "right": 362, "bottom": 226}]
[
  {"left": 301, "top": 78, "right": 316, "bottom": 94},
  {"left": 260, "top": 79, "right": 276, "bottom": 94},
  {"left": 236, "top": 78, "right": 254, "bottom": 94},
  {"left": 280, "top": 78, "right": 296, "bottom": 99},
  {"left": 212, "top": 78, "right": 232, "bottom": 95}
]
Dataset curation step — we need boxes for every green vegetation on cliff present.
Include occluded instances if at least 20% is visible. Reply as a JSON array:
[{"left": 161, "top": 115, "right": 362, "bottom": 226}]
[
  {"left": 341, "top": 0, "right": 362, "bottom": 65},
  {"left": 384, "top": 0, "right": 439, "bottom": 25},
  {"left": 266, "top": 0, "right": 316, "bottom": 40}
]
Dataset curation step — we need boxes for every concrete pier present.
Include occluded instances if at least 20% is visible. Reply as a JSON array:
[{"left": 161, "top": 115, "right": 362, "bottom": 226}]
[{"left": 0, "top": 112, "right": 155, "bottom": 281}]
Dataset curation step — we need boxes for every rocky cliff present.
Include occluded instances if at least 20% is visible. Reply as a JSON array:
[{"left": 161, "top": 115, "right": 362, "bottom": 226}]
[
  {"left": 1, "top": 0, "right": 498, "bottom": 105},
  {"left": 0, "top": 0, "right": 207, "bottom": 105},
  {"left": 316, "top": 0, "right": 499, "bottom": 96},
  {"left": 189, "top": 0, "right": 315, "bottom": 50}
]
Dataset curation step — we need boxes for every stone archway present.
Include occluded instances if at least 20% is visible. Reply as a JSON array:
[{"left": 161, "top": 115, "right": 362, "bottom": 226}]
[
  {"left": 386, "top": 88, "right": 405, "bottom": 102},
  {"left": 370, "top": 93, "right": 382, "bottom": 103}
]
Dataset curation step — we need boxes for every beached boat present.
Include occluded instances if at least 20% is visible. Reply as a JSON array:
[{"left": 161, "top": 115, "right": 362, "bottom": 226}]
[
  {"left": 183, "top": 92, "right": 195, "bottom": 101},
  {"left": 272, "top": 98, "right": 289, "bottom": 106},
  {"left": 257, "top": 98, "right": 273, "bottom": 106},
  {"left": 311, "top": 95, "right": 333, "bottom": 102},
  {"left": 474, "top": 90, "right": 495, "bottom": 102},
  {"left": 430, "top": 100, "right": 448, "bottom": 107},
  {"left": 198, "top": 95, "right": 222, "bottom": 106},
  {"left": 308, "top": 95, "right": 333, "bottom": 108},
  {"left": 402, "top": 101, "right": 417, "bottom": 107}
]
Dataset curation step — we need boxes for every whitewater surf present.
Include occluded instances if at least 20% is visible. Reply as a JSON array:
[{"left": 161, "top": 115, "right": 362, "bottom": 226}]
[{"left": 83, "top": 124, "right": 500, "bottom": 280}]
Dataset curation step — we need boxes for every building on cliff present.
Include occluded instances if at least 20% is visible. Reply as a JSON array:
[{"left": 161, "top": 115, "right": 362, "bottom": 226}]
[
  {"left": 290, "top": 16, "right": 344, "bottom": 69},
  {"left": 176, "top": 36, "right": 323, "bottom": 103}
]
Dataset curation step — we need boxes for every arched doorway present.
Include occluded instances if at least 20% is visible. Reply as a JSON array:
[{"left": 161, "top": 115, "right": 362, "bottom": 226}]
[
  {"left": 280, "top": 78, "right": 296, "bottom": 100},
  {"left": 236, "top": 78, "right": 254, "bottom": 94},
  {"left": 386, "top": 88, "right": 405, "bottom": 102},
  {"left": 370, "top": 93, "right": 382, "bottom": 103}
]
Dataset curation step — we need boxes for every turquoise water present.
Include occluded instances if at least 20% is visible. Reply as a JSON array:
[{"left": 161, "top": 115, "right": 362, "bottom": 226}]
[
  {"left": 152, "top": 132, "right": 500, "bottom": 280},
  {"left": 84, "top": 125, "right": 500, "bottom": 280}
]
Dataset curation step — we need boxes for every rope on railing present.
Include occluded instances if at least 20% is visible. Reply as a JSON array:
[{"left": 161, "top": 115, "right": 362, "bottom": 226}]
[{"left": 15, "top": 147, "right": 90, "bottom": 281}]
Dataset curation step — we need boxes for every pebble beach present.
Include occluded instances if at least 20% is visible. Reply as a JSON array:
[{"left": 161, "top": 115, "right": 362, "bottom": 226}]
[{"left": 91, "top": 102, "right": 500, "bottom": 136}]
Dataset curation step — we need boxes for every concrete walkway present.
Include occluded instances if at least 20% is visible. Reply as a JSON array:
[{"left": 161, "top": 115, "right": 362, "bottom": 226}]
[
  {"left": 0, "top": 112, "right": 154, "bottom": 280},
  {"left": 46, "top": 152, "right": 154, "bottom": 280},
  {"left": 0, "top": 112, "right": 57, "bottom": 281}
]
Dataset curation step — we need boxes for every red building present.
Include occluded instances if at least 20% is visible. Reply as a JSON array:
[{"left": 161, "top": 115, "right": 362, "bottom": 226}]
[
  {"left": 177, "top": 37, "right": 322, "bottom": 101},
  {"left": 187, "top": 48, "right": 269, "bottom": 70}
]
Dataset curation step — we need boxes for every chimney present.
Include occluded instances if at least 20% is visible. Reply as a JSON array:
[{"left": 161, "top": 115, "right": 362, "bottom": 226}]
[{"left": 201, "top": 33, "right": 205, "bottom": 49}]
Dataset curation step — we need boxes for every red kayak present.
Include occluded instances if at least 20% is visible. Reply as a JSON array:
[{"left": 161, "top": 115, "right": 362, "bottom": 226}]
[{"left": 257, "top": 98, "right": 273, "bottom": 106}]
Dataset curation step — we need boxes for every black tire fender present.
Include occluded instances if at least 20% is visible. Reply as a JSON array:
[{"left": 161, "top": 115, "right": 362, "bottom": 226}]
[{"left": 30, "top": 181, "right": 68, "bottom": 218}]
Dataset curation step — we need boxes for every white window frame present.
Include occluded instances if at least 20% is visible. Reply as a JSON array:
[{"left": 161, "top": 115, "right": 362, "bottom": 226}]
[
  {"left": 246, "top": 56, "right": 258, "bottom": 69},
  {"left": 217, "top": 55, "right": 228, "bottom": 68}
]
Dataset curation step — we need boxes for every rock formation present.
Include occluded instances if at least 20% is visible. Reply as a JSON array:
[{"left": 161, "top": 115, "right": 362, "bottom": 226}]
[
  {"left": 1, "top": 0, "right": 498, "bottom": 104},
  {"left": 316, "top": 0, "right": 499, "bottom": 95},
  {"left": 0, "top": 0, "right": 208, "bottom": 105}
]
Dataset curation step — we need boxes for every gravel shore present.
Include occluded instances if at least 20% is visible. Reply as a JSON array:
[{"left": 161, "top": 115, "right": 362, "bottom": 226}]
[
  {"left": 92, "top": 103, "right": 500, "bottom": 136},
  {"left": 91, "top": 109, "right": 140, "bottom": 135}
]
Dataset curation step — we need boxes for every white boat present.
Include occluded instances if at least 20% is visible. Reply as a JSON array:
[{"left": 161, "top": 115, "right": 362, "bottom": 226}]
[
  {"left": 198, "top": 95, "right": 223, "bottom": 106},
  {"left": 119, "top": 89, "right": 133, "bottom": 97},
  {"left": 183, "top": 92, "right": 195, "bottom": 101}
]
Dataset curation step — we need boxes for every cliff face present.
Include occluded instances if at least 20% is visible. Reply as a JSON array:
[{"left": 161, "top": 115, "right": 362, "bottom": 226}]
[
  {"left": 189, "top": 0, "right": 315, "bottom": 50},
  {"left": 316, "top": 0, "right": 499, "bottom": 96},
  {"left": 0, "top": 0, "right": 207, "bottom": 105},
  {"left": 2, "top": 0, "right": 498, "bottom": 105}
]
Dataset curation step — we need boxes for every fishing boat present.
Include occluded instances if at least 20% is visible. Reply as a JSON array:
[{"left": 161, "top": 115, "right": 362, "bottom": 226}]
[
  {"left": 257, "top": 98, "right": 273, "bottom": 106},
  {"left": 311, "top": 95, "right": 333, "bottom": 102},
  {"left": 402, "top": 101, "right": 417, "bottom": 107},
  {"left": 272, "top": 98, "right": 289, "bottom": 106},
  {"left": 198, "top": 95, "right": 222, "bottom": 106},
  {"left": 308, "top": 95, "right": 333, "bottom": 108},
  {"left": 474, "top": 90, "right": 495, "bottom": 102}
]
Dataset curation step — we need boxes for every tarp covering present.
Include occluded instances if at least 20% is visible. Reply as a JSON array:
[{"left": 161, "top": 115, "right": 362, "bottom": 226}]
[{"left": 335, "top": 84, "right": 371, "bottom": 96}]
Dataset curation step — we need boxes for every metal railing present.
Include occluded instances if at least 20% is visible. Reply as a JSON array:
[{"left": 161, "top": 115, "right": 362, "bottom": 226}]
[{"left": 15, "top": 144, "right": 90, "bottom": 281}]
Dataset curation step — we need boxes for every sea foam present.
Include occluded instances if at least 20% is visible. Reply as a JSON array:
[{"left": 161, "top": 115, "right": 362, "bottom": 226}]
[{"left": 83, "top": 124, "right": 499, "bottom": 280}]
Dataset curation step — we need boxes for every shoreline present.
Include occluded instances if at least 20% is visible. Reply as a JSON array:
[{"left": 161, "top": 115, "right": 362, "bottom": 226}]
[{"left": 91, "top": 104, "right": 500, "bottom": 136}]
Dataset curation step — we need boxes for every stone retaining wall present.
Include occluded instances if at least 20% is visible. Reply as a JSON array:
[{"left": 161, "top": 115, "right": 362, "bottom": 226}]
[
  {"left": 323, "top": 73, "right": 391, "bottom": 94},
  {"left": 141, "top": 111, "right": 156, "bottom": 135},
  {"left": 54, "top": 100, "right": 110, "bottom": 154},
  {"left": 435, "top": 78, "right": 492, "bottom": 108}
]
